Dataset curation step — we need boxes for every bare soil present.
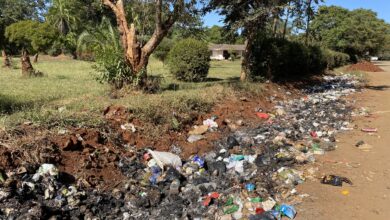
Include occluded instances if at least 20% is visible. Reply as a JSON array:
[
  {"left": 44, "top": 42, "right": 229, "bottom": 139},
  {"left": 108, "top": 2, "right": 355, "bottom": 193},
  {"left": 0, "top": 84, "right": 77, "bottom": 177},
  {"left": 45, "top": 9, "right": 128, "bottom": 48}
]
[
  {"left": 346, "top": 61, "right": 384, "bottom": 72},
  {"left": 296, "top": 61, "right": 390, "bottom": 220},
  {"left": 0, "top": 82, "right": 299, "bottom": 191}
]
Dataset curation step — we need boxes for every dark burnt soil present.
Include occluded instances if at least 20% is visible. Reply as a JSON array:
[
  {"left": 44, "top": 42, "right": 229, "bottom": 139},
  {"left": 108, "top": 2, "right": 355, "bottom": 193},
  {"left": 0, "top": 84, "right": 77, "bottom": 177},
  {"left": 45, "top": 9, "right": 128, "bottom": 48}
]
[
  {"left": 346, "top": 61, "right": 384, "bottom": 72},
  {"left": 0, "top": 82, "right": 300, "bottom": 192}
]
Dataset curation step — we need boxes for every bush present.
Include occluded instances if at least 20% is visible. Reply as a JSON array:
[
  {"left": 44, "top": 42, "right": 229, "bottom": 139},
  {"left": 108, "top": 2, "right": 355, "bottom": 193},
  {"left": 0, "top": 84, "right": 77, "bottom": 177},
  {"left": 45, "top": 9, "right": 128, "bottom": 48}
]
[
  {"left": 167, "top": 38, "right": 210, "bottom": 82},
  {"left": 323, "top": 49, "right": 350, "bottom": 69},
  {"left": 249, "top": 37, "right": 327, "bottom": 81},
  {"left": 92, "top": 47, "right": 134, "bottom": 89}
]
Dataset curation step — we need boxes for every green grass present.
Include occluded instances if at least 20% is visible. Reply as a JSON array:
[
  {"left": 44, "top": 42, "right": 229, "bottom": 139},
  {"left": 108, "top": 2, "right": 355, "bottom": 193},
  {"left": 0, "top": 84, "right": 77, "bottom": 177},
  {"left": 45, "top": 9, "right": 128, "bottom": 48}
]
[{"left": 0, "top": 56, "right": 244, "bottom": 129}]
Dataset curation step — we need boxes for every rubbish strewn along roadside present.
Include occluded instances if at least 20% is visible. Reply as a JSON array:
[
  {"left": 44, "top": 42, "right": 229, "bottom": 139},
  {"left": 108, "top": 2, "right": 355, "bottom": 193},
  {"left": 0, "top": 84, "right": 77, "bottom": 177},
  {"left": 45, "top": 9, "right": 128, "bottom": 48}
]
[{"left": 0, "top": 74, "right": 361, "bottom": 219}]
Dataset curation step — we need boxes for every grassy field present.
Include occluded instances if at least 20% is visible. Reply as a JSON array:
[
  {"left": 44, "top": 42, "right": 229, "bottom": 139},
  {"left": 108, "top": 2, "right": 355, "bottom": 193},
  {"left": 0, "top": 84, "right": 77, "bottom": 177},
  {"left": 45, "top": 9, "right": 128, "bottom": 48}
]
[{"left": 0, "top": 56, "right": 249, "bottom": 129}]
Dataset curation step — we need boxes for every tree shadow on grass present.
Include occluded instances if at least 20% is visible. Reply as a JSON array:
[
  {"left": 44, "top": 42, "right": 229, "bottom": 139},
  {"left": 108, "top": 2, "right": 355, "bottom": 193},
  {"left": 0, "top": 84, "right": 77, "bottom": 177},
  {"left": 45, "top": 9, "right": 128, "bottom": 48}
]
[
  {"left": 162, "top": 77, "right": 224, "bottom": 91},
  {"left": 0, "top": 94, "right": 47, "bottom": 114}
]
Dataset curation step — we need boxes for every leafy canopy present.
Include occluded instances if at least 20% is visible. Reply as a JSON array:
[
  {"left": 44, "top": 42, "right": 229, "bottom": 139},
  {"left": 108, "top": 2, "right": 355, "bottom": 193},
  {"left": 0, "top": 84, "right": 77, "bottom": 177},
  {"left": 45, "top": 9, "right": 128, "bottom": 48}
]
[
  {"left": 5, "top": 20, "right": 58, "bottom": 53},
  {"left": 311, "top": 6, "right": 390, "bottom": 57},
  {"left": 0, "top": 0, "right": 49, "bottom": 49}
]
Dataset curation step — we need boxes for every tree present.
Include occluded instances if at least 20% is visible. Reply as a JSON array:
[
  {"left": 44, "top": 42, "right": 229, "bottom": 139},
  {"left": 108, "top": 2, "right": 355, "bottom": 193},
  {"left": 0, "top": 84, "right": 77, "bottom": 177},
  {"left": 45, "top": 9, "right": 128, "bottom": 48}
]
[
  {"left": 102, "top": 0, "right": 197, "bottom": 87},
  {"left": 206, "top": 0, "right": 291, "bottom": 81},
  {"left": 0, "top": 0, "right": 48, "bottom": 66},
  {"left": 5, "top": 20, "right": 58, "bottom": 62},
  {"left": 205, "top": 25, "right": 224, "bottom": 44},
  {"left": 203, "top": 25, "right": 239, "bottom": 44},
  {"left": 311, "top": 6, "right": 390, "bottom": 58},
  {"left": 47, "top": 0, "right": 79, "bottom": 35},
  {"left": 1, "top": 50, "right": 11, "bottom": 68},
  {"left": 170, "top": 15, "right": 206, "bottom": 40}
]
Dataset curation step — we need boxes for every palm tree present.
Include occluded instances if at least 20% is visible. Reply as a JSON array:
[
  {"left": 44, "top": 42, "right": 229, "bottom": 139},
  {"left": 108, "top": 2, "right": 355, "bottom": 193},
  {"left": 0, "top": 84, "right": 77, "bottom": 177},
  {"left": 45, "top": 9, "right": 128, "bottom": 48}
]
[
  {"left": 78, "top": 17, "right": 130, "bottom": 89},
  {"left": 47, "top": 0, "right": 78, "bottom": 35},
  {"left": 77, "top": 17, "right": 120, "bottom": 56}
]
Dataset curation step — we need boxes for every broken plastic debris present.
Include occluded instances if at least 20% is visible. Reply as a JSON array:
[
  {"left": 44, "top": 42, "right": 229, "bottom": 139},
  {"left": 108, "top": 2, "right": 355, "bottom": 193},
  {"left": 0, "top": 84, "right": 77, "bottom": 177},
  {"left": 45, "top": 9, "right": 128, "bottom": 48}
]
[
  {"left": 188, "top": 125, "right": 209, "bottom": 135},
  {"left": 227, "top": 136, "right": 239, "bottom": 148},
  {"left": 147, "top": 150, "right": 182, "bottom": 169},
  {"left": 120, "top": 123, "right": 136, "bottom": 132},
  {"left": 280, "top": 204, "right": 297, "bottom": 219},
  {"left": 262, "top": 198, "right": 276, "bottom": 211},
  {"left": 203, "top": 118, "right": 218, "bottom": 129},
  {"left": 361, "top": 128, "right": 378, "bottom": 133},
  {"left": 256, "top": 112, "right": 270, "bottom": 119},
  {"left": 245, "top": 183, "right": 256, "bottom": 191},
  {"left": 187, "top": 134, "right": 205, "bottom": 143},
  {"left": 202, "top": 192, "right": 220, "bottom": 206},
  {"left": 341, "top": 190, "right": 350, "bottom": 195},
  {"left": 32, "top": 164, "right": 59, "bottom": 182},
  {"left": 224, "top": 204, "right": 240, "bottom": 214},
  {"left": 321, "top": 175, "right": 353, "bottom": 187},
  {"left": 355, "top": 141, "right": 373, "bottom": 151}
]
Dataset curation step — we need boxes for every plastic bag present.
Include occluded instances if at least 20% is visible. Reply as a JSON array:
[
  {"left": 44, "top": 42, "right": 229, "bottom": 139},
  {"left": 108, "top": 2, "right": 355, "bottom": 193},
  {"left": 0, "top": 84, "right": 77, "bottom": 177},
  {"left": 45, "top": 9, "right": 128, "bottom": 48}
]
[{"left": 147, "top": 150, "right": 182, "bottom": 169}]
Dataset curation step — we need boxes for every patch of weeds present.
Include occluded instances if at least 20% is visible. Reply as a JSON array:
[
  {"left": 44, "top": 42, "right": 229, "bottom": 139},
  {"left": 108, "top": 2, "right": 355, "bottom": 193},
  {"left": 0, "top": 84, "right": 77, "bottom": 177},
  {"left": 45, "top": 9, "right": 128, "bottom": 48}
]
[
  {"left": 344, "top": 70, "right": 368, "bottom": 86},
  {"left": 227, "top": 82, "right": 264, "bottom": 96}
]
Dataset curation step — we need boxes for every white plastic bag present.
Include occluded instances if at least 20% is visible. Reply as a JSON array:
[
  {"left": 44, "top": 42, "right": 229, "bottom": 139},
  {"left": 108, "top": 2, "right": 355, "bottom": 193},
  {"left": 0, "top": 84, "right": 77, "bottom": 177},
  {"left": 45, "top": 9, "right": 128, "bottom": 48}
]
[{"left": 147, "top": 150, "right": 182, "bottom": 169}]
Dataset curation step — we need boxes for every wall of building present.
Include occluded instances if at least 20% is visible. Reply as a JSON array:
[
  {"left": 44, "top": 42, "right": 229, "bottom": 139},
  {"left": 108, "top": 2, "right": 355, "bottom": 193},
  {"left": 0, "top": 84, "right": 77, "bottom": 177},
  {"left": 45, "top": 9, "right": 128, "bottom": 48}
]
[{"left": 210, "top": 50, "right": 224, "bottom": 60}]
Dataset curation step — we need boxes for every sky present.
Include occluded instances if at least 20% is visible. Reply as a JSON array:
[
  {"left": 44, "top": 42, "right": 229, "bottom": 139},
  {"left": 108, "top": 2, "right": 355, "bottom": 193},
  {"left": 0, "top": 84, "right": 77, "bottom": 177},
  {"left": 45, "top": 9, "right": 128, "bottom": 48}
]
[{"left": 203, "top": 0, "right": 390, "bottom": 27}]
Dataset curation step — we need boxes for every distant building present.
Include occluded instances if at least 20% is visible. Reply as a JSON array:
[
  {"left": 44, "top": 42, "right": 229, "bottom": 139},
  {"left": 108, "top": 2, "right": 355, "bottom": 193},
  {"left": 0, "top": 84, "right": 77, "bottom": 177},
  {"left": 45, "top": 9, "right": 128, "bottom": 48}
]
[{"left": 209, "top": 44, "right": 245, "bottom": 60}]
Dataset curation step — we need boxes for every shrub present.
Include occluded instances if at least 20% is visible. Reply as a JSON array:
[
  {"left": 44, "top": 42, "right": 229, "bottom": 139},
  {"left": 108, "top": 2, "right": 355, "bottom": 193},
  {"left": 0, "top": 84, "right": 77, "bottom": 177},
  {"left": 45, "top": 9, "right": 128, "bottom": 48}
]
[
  {"left": 92, "top": 47, "right": 134, "bottom": 89},
  {"left": 249, "top": 37, "right": 327, "bottom": 81},
  {"left": 167, "top": 38, "right": 210, "bottom": 82},
  {"left": 323, "top": 49, "right": 350, "bottom": 69}
]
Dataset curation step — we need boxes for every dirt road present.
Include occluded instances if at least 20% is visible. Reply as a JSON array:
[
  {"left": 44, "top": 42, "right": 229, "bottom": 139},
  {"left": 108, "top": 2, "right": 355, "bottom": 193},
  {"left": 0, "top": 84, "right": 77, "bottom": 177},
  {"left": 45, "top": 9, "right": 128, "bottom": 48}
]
[{"left": 296, "top": 61, "right": 390, "bottom": 219}]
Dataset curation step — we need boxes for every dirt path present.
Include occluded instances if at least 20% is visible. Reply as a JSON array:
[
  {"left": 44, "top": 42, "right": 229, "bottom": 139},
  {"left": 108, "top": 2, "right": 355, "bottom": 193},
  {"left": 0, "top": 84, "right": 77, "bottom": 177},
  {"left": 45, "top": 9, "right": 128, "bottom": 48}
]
[{"left": 296, "top": 61, "right": 390, "bottom": 219}]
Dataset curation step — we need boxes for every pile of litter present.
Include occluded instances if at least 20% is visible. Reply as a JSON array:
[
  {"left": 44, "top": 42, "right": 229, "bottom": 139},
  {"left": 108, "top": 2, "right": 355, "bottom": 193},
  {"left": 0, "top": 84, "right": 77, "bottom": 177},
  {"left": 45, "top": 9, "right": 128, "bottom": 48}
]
[
  {"left": 346, "top": 61, "right": 384, "bottom": 72},
  {"left": 0, "top": 74, "right": 361, "bottom": 219}
]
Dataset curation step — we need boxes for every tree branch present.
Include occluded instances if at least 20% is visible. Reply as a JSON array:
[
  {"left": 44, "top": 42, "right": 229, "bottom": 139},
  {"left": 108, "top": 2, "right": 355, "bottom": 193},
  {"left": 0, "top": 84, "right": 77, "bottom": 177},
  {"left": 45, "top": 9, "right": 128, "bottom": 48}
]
[
  {"left": 156, "top": 0, "right": 163, "bottom": 30},
  {"left": 102, "top": 0, "right": 119, "bottom": 14},
  {"left": 141, "top": 0, "right": 184, "bottom": 58}
]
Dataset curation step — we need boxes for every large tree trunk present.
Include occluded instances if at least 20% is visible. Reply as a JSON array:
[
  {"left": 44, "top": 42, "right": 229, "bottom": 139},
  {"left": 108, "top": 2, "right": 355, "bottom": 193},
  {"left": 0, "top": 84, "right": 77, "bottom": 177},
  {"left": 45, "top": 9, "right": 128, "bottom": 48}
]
[
  {"left": 272, "top": 9, "right": 280, "bottom": 37},
  {"left": 283, "top": 2, "right": 292, "bottom": 39},
  {"left": 240, "top": 27, "right": 257, "bottom": 82},
  {"left": 21, "top": 50, "right": 35, "bottom": 77},
  {"left": 33, "top": 53, "right": 39, "bottom": 63},
  {"left": 103, "top": 0, "right": 179, "bottom": 88},
  {"left": 2, "top": 50, "right": 11, "bottom": 68},
  {"left": 305, "top": 0, "right": 312, "bottom": 45},
  {"left": 240, "top": 39, "right": 250, "bottom": 81}
]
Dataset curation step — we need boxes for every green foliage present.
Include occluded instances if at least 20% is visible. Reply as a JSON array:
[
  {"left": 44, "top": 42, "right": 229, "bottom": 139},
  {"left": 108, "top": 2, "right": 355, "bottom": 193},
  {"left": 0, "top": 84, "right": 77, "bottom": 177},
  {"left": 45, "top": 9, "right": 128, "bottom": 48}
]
[
  {"left": 167, "top": 38, "right": 211, "bottom": 82},
  {"left": 47, "top": 0, "right": 105, "bottom": 35},
  {"left": 5, "top": 20, "right": 58, "bottom": 53},
  {"left": 249, "top": 37, "right": 327, "bottom": 81},
  {"left": 0, "top": 0, "right": 48, "bottom": 49},
  {"left": 323, "top": 49, "right": 350, "bottom": 70},
  {"left": 46, "top": 0, "right": 107, "bottom": 54},
  {"left": 47, "top": 0, "right": 79, "bottom": 35},
  {"left": 169, "top": 14, "right": 206, "bottom": 41},
  {"left": 78, "top": 17, "right": 133, "bottom": 88},
  {"left": 311, "top": 6, "right": 390, "bottom": 58},
  {"left": 203, "top": 25, "right": 243, "bottom": 44},
  {"left": 153, "top": 38, "right": 174, "bottom": 63}
]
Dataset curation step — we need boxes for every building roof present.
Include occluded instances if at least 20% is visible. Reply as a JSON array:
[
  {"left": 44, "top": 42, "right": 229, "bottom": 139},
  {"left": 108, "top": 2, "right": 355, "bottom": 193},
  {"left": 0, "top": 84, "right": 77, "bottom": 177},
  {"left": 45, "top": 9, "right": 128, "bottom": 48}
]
[{"left": 209, "top": 44, "right": 245, "bottom": 51}]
